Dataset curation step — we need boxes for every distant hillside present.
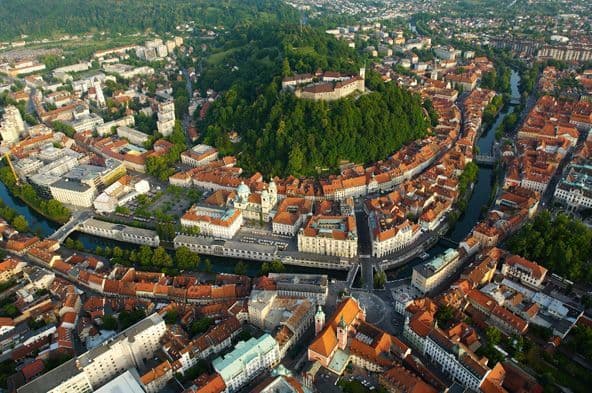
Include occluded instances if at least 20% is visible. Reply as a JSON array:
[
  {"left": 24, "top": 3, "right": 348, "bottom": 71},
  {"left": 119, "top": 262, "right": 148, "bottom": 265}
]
[{"left": 0, "top": 0, "right": 292, "bottom": 40}]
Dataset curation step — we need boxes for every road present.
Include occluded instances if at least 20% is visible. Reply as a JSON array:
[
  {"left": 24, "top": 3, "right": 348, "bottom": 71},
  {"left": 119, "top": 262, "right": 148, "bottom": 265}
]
[
  {"left": 180, "top": 66, "right": 194, "bottom": 146},
  {"left": 360, "top": 256, "right": 373, "bottom": 290},
  {"left": 47, "top": 209, "right": 94, "bottom": 242}
]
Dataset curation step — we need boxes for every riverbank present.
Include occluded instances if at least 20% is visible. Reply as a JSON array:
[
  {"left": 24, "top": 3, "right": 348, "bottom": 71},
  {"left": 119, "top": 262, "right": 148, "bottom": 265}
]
[
  {"left": 0, "top": 170, "right": 70, "bottom": 225},
  {"left": 0, "top": 179, "right": 348, "bottom": 279},
  {"left": 0, "top": 181, "right": 61, "bottom": 236},
  {"left": 386, "top": 70, "right": 522, "bottom": 280}
]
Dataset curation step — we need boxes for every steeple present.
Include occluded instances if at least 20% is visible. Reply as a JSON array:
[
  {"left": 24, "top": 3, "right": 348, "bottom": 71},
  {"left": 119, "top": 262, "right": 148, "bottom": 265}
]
[
  {"left": 338, "top": 314, "right": 346, "bottom": 329},
  {"left": 314, "top": 304, "right": 325, "bottom": 335},
  {"left": 336, "top": 314, "right": 348, "bottom": 350}
]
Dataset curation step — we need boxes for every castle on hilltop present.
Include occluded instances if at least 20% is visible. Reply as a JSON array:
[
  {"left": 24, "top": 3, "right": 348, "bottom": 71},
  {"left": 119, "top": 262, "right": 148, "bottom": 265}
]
[{"left": 282, "top": 68, "right": 365, "bottom": 101}]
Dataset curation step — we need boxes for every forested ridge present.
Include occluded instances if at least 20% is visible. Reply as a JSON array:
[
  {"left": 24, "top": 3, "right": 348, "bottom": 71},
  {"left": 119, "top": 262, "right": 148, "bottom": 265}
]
[
  {"left": 200, "top": 25, "right": 430, "bottom": 176},
  {"left": 204, "top": 79, "right": 429, "bottom": 177},
  {"left": 0, "top": 0, "right": 294, "bottom": 40},
  {"left": 1, "top": 0, "right": 431, "bottom": 177}
]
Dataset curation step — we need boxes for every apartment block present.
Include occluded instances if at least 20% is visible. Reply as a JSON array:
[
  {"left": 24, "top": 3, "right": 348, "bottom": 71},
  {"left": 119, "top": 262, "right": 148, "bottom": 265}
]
[
  {"left": 18, "top": 313, "right": 166, "bottom": 393},
  {"left": 412, "top": 249, "right": 461, "bottom": 294},
  {"left": 0, "top": 105, "right": 26, "bottom": 144},
  {"left": 157, "top": 101, "right": 175, "bottom": 137}
]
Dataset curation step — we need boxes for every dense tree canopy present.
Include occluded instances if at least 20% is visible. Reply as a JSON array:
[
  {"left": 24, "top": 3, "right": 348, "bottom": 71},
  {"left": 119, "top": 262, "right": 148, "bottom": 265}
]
[
  {"left": 0, "top": 167, "right": 71, "bottom": 223},
  {"left": 199, "top": 22, "right": 430, "bottom": 176},
  {"left": 566, "top": 326, "right": 592, "bottom": 360},
  {"left": 507, "top": 211, "right": 592, "bottom": 284},
  {"left": 205, "top": 80, "right": 429, "bottom": 176},
  {"left": 0, "top": 0, "right": 296, "bottom": 40},
  {"left": 118, "top": 309, "right": 146, "bottom": 330}
]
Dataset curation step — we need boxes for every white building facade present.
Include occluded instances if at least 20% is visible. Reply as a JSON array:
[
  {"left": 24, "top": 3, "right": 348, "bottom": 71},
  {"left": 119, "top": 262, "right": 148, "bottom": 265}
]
[
  {"left": 0, "top": 105, "right": 26, "bottom": 144},
  {"left": 212, "top": 334, "right": 280, "bottom": 393}
]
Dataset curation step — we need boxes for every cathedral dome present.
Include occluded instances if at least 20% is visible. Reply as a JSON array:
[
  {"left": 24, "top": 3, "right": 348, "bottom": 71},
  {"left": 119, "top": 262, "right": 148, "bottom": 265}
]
[{"left": 237, "top": 182, "right": 250, "bottom": 195}]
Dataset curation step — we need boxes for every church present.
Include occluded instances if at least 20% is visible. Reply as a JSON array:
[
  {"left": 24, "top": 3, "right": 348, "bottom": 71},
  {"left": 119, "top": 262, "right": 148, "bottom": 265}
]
[
  {"left": 307, "top": 296, "right": 410, "bottom": 375},
  {"left": 232, "top": 180, "right": 278, "bottom": 222}
]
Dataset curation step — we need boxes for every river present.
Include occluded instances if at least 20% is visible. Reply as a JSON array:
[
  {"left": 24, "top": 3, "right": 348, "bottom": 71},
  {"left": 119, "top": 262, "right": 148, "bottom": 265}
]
[
  {"left": 0, "top": 179, "right": 346, "bottom": 279},
  {"left": 1, "top": 72, "right": 520, "bottom": 281},
  {"left": 386, "top": 70, "right": 521, "bottom": 279}
]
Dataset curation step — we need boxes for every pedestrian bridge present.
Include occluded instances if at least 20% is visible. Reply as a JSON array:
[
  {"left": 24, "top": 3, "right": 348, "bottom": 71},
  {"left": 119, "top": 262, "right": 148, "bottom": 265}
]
[
  {"left": 346, "top": 263, "right": 360, "bottom": 288},
  {"left": 474, "top": 154, "right": 497, "bottom": 166}
]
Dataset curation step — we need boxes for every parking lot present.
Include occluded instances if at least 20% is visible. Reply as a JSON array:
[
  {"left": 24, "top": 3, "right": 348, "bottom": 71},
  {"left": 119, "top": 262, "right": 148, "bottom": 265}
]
[{"left": 120, "top": 185, "right": 201, "bottom": 221}]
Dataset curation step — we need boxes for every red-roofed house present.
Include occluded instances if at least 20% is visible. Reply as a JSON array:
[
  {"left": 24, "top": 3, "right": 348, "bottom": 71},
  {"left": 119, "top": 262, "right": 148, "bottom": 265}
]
[
  {"left": 21, "top": 359, "right": 45, "bottom": 382},
  {"left": 501, "top": 255, "right": 548, "bottom": 288}
]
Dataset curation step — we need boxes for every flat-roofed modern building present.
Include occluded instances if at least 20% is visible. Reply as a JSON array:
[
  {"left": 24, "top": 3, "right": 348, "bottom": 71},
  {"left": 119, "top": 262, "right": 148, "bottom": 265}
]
[
  {"left": 0, "top": 105, "right": 25, "bottom": 144},
  {"left": 49, "top": 179, "right": 97, "bottom": 207},
  {"left": 80, "top": 219, "right": 160, "bottom": 247},
  {"left": 94, "top": 369, "right": 145, "bottom": 393},
  {"left": 156, "top": 101, "right": 175, "bottom": 137},
  {"left": 17, "top": 313, "right": 166, "bottom": 393},
  {"left": 117, "top": 126, "right": 150, "bottom": 146},
  {"left": 411, "top": 248, "right": 461, "bottom": 294}
]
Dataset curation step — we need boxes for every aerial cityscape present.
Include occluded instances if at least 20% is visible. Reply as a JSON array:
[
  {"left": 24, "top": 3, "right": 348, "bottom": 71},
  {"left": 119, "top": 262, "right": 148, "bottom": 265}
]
[{"left": 0, "top": 0, "right": 591, "bottom": 392}]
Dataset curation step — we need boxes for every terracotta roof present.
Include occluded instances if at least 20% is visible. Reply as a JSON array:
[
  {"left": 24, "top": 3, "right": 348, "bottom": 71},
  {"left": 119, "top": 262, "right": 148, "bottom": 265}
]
[
  {"left": 192, "top": 373, "right": 226, "bottom": 393},
  {"left": 467, "top": 289, "right": 497, "bottom": 311},
  {"left": 0, "top": 258, "right": 20, "bottom": 271},
  {"left": 0, "top": 317, "right": 14, "bottom": 327},
  {"left": 52, "top": 259, "right": 73, "bottom": 274},
  {"left": 187, "top": 285, "right": 211, "bottom": 298},
  {"left": 381, "top": 365, "right": 437, "bottom": 393},
  {"left": 61, "top": 311, "right": 77, "bottom": 325},
  {"left": 21, "top": 359, "right": 45, "bottom": 381},
  {"left": 309, "top": 297, "right": 363, "bottom": 358},
  {"left": 501, "top": 361, "right": 543, "bottom": 393},
  {"left": 140, "top": 360, "right": 172, "bottom": 385},
  {"left": 330, "top": 297, "right": 362, "bottom": 330},
  {"left": 504, "top": 255, "right": 547, "bottom": 280},
  {"left": 135, "top": 282, "right": 156, "bottom": 294},
  {"left": 308, "top": 326, "right": 338, "bottom": 358},
  {"left": 103, "top": 279, "right": 119, "bottom": 294}
]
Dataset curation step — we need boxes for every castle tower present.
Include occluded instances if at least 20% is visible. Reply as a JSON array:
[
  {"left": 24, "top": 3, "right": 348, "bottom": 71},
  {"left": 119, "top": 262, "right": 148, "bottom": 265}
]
[
  {"left": 358, "top": 67, "right": 366, "bottom": 91},
  {"left": 336, "top": 315, "right": 348, "bottom": 350},
  {"left": 314, "top": 305, "right": 325, "bottom": 335}
]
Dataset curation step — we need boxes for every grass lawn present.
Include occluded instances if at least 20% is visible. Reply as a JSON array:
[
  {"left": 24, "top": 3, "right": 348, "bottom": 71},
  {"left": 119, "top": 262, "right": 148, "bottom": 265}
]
[
  {"left": 338, "top": 380, "right": 388, "bottom": 393},
  {"left": 207, "top": 47, "right": 240, "bottom": 65},
  {"left": 338, "top": 380, "right": 370, "bottom": 393}
]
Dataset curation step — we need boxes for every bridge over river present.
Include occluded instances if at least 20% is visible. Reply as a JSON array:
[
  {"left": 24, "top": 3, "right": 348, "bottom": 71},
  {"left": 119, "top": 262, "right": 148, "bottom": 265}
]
[
  {"left": 47, "top": 210, "right": 94, "bottom": 243},
  {"left": 474, "top": 154, "right": 497, "bottom": 166}
]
